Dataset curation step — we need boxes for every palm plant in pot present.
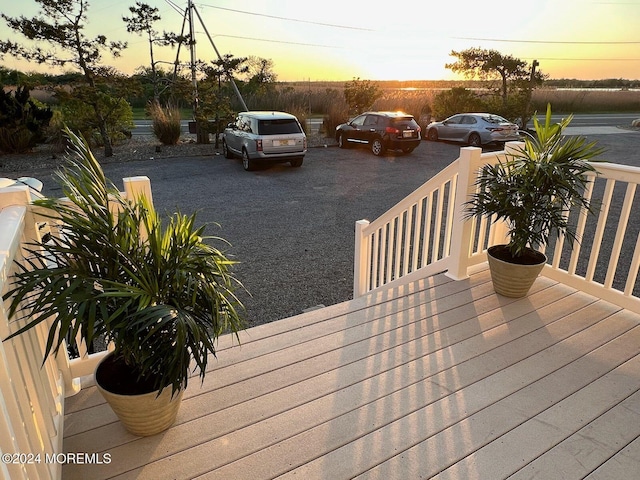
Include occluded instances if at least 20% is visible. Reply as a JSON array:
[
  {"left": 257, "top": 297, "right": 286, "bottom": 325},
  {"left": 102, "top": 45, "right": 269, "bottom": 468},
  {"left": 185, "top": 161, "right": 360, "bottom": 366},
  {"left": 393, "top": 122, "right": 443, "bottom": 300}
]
[
  {"left": 3, "top": 129, "right": 245, "bottom": 436},
  {"left": 465, "top": 105, "right": 604, "bottom": 297}
]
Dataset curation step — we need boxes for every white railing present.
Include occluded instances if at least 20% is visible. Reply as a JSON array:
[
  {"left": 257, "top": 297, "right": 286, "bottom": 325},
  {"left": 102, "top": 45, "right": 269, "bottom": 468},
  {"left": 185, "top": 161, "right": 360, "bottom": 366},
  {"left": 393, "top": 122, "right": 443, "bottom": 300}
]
[
  {"left": 354, "top": 142, "right": 640, "bottom": 315},
  {"left": 0, "top": 176, "right": 151, "bottom": 480}
]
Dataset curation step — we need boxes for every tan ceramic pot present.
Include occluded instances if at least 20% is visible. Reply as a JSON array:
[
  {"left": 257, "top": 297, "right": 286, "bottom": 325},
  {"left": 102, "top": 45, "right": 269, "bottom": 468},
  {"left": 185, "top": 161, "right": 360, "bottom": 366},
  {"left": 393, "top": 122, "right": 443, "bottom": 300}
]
[
  {"left": 487, "top": 245, "right": 546, "bottom": 298},
  {"left": 95, "top": 353, "right": 184, "bottom": 436}
]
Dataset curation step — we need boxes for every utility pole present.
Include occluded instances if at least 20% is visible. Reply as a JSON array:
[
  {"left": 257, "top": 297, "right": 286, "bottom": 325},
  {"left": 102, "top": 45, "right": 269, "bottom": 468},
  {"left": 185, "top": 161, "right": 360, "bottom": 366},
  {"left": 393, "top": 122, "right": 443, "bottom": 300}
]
[
  {"left": 522, "top": 59, "right": 540, "bottom": 130},
  {"left": 530, "top": 59, "right": 539, "bottom": 83},
  {"left": 192, "top": 6, "right": 248, "bottom": 111},
  {"left": 187, "top": 0, "right": 198, "bottom": 119},
  {"left": 181, "top": 0, "right": 248, "bottom": 145}
]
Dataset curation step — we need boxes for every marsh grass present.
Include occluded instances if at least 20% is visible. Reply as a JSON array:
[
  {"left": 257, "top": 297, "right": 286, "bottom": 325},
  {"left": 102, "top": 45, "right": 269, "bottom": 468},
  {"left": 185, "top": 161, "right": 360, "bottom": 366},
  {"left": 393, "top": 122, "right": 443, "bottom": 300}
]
[
  {"left": 531, "top": 89, "right": 640, "bottom": 113},
  {"left": 371, "top": 89, "right": 437, "bottom": 124},
  {"left": 264, "top": 82, "right": 639, "bottom": 119},
  {"left": 148, "top": 101, "right": 182, "bottom": 145}
]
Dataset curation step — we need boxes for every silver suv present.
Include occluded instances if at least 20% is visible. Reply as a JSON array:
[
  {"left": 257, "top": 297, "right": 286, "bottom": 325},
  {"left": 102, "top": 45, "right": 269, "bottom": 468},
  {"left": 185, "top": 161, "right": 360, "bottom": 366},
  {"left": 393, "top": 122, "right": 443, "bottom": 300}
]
[{"left": 222, "top": 111, "right": 307, "bottom": 171}]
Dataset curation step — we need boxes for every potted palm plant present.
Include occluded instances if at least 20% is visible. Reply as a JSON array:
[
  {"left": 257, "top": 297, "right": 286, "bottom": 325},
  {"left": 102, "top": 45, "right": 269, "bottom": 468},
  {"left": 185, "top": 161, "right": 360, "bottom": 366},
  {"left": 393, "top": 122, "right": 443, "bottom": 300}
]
[
  {"left": 3, "top": 129, "right": 245, "bottom": 436},
  {"left": 465, "top": 105, "right": 604, "bottom": 297}
]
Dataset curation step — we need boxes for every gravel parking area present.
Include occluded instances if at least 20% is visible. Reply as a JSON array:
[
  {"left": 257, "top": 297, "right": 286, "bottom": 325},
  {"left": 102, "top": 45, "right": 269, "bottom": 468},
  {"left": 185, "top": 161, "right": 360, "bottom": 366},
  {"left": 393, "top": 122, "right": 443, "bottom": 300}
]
[
  {"left": 2, "top": 131, "right": 639, "bottom": 328},
  {"left": 86, "top": 139, "right": 462, "bottom": 328}
]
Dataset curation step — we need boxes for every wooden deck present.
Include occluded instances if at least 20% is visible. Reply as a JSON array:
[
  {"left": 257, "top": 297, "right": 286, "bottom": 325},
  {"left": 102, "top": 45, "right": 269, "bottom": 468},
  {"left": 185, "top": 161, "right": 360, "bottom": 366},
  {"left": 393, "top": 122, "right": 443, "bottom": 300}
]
[{"left": 62, "top": 267, "right": 640, "bottom": 480}]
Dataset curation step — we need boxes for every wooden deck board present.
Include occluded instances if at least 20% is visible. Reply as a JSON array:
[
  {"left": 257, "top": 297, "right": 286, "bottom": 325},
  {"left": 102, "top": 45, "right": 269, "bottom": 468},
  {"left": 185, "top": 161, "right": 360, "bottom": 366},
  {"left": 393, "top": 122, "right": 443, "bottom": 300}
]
[{"left": 62, "top": 268, "right": 640, "bottom": 480}]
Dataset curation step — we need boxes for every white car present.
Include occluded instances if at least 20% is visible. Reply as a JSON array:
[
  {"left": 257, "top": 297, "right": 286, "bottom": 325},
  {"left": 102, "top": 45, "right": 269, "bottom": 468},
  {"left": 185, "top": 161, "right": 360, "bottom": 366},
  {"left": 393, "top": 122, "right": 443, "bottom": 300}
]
[
  {"left": 222, "top": 111, "right": 307, "bottom": 171},
  {"left": 425, "top": 113, "right": 520, "bottom": 147}
]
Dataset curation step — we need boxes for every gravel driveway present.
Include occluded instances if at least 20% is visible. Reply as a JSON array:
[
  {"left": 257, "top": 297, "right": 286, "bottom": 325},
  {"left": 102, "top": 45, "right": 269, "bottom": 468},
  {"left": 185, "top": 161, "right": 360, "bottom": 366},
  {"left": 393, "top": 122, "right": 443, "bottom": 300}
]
[{"left": 29, "top": 131, "right": 640, "bottom": 327}]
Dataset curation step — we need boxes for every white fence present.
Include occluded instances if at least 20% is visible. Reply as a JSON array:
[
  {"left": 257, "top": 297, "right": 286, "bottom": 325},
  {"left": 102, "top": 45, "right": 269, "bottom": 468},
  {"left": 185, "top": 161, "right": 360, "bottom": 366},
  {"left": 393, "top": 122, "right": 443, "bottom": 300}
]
[
  {"left": 354, "top": 143, "right": 640, "bottom": 315},
  {"left": 3, "top": 141, "right": 640, "bottom": 480},
  {"left": 0, "top": 176, "right": 151, "bottom": 480}
]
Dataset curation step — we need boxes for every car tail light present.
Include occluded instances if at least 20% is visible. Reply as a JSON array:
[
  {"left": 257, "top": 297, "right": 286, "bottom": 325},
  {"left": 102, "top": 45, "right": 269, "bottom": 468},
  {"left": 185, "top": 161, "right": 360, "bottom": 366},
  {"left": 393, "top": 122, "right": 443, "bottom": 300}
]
[
  {"left": 304, "top": 137, "right": 307, "bottom": 149},
  {"left": 385, "top": 126, "right": 400, "bottom": 135},
  {"left": 256, "top": 139, "right": 263, "bottom": 151},
  {"left": 487, "top": 127, "right": 505, "bottom": 132}
]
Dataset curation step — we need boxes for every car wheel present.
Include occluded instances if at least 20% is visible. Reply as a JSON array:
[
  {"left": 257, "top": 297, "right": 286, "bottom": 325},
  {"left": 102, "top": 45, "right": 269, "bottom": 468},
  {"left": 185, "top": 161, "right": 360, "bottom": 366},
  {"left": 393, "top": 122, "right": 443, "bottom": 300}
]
[
  {"left": 371, "top": 137, "right": 385, "bottom": 156},
  {"left": 468, "top": 133, "right": 482, "bottom": 147},
  {"left": 290, "top": 158, "right": 303, "bottom": 168},
  {"left": 338, "top": 133, "right": 348, "bottom": 149},
  {"left": 242, "top": 149, "right": 254, "bottom": 171},
  {"left": 427, "top": 129, "right": 438, "bottom": 142},
  {"left": 222, "top": 140, "right": 233, "bottom": 159}
]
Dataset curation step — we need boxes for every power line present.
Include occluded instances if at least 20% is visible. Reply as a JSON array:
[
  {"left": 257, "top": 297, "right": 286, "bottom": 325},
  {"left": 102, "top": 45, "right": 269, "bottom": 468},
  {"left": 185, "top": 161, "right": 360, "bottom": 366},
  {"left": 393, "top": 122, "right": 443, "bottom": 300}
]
[
  {"left": 164, "top": 0, "right": 186, "bottom": 16},
  {"left": 198, "top": 4, "right": 374, "bottom": 31},
  {"left": 204, "top": 33, "right": 342, "bottom": 49},
  {"left": 454, "top": 36, "right": 640, "bottom": 45},
  {"left": 527, "top": 57, "right": 640, "bottom": 61}
]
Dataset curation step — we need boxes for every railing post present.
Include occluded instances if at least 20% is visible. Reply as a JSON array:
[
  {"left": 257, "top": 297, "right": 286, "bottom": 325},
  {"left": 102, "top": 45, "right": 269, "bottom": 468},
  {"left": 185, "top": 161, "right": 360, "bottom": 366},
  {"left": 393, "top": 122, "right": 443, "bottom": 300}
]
[
  {"left": 0, "top": 185, "right": 31, "bottom": 210},
  {"left": 353, "top": 219, "right": 370, "bottom": 298},
  {"left": 123, "top": 176, "right": 152, "bottom": 242},
  {"left": 446, "top": 147, "right": 483, "bottom": 280},
  {"left": 123, "top": 176, "right": 153, "bottom": 205}
]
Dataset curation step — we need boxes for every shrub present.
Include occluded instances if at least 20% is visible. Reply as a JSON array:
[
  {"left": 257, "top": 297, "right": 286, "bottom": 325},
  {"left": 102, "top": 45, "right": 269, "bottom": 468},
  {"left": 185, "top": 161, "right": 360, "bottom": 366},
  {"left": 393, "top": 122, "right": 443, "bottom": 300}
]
[
  {"left": 60, "top": 92, "right": 134, "bottom": 146},
  {"left": 323, "top": 102, "right": 349, "bottom": 139},
  {"left": 148, "top": 101, "right": 181, "bottom": 145},
  {"left": 344, "top": 78, "right": 382, "bottom": 115},
  {"left": 0, "top": 127, "right": 35, "bottom": 154},
  {"left": 44, "top": 110, "right": 68, "bottom": 154},
  {"left": 0, "top": 85, "right": 53, "bottom": 153},
  {"left": 432, "top": 87, "right": 487, "bottom": 120}
]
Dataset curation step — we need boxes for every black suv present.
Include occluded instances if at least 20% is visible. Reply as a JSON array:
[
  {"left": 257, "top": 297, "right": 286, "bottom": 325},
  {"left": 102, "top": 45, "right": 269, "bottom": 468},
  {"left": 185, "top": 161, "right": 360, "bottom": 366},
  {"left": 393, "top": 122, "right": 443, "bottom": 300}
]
[{"left": 335, "top": 111, "right": 421, "bottom": 156}]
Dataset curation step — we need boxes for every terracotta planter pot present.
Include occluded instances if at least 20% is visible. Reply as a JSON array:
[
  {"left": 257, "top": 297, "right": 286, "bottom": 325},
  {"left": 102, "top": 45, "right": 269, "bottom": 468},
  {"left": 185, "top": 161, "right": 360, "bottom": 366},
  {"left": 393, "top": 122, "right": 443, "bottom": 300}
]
[
  {"left": 487, "top": 245, "right": 547, "bottom": 298},
  {"left": 95, "top": 353, "right": 184, "bottom": 436}
]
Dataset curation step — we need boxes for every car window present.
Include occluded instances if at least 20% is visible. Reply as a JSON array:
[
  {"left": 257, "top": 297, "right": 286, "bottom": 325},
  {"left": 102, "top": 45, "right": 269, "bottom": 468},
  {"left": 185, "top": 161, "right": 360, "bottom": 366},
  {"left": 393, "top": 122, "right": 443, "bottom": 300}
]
[
  {"left": 445, "top": 115, "right": 462, "bottom": 124},
  {"left": 257, "top": 119, "right": 302, "bottom": 135},
  {"left": 364, "top": 115, "right": 379, "bottom": 126},
  {"left": 237, "top": 116, "right": 252, "bottom": 133},
  {"left": 461, "top": 116, "right": 477, "bottom": 125},
  {"left": 484, "top": 115, "right": 510, "bottom": 124},
  {"left": 350, "top": 115, "right": 366, "bottom": 127},
  {"left": 391, "top": 117, "right": 419, "bottom": 128}
]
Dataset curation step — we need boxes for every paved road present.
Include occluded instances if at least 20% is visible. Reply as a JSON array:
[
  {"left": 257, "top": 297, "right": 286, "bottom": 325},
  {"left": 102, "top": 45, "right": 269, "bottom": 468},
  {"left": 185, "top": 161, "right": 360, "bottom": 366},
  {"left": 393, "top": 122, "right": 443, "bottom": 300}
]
[
  {"left": 42, "top": 127, "right": 635, "bottom": 328},
  {"left": 536, "top": 113, "right": 640, "bottom": 136},
  {"left": 540, "top": 112, "right": 639, "bottom": 128},
  {"left": 133, "top": 113, "right": 640, "bottom": 137}
]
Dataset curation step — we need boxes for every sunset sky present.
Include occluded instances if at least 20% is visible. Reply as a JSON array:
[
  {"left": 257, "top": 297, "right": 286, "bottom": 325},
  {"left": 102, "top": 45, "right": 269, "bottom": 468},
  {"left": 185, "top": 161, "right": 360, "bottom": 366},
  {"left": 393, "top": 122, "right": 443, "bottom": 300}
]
[{"left": 2, "top": 0, "right": 639, "bottom": 81}]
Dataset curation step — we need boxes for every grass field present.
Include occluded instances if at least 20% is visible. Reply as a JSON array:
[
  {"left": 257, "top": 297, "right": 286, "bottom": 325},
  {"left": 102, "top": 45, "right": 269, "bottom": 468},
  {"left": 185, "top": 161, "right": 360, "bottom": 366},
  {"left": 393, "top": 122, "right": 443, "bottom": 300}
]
[
  {"left": 272, "top": 82, "right": 640, "bottom": 117},
  {"left": 133, "top": 83, "right": 640, "bottom": 125}
]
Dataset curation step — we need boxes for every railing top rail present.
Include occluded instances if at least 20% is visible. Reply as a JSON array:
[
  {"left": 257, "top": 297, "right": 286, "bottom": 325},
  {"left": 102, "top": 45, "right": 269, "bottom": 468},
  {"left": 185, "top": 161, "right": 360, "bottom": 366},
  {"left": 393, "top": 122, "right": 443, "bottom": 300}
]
[
  {"left": 590, "top": 161, "right": 640, "bottom": 181},
  {"left": 360, "top": 158, "right": 461, "bottom": 235}
]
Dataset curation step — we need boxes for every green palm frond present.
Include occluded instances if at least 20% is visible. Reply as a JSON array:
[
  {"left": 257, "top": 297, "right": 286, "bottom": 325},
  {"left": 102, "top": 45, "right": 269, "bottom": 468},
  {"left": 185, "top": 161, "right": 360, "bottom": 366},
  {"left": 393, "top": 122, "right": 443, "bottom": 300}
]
[
  {"left": 3, "top": 127, "right": 245, "bottom": 395},
  {"left": 465, "top": 104, "right": 604, "bottom": 258}
]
